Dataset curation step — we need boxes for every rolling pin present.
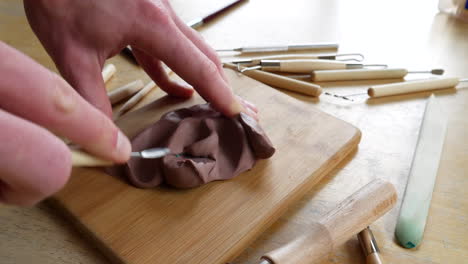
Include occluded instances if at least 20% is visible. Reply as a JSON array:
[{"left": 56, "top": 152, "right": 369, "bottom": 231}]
[
  {"left": 224, "top": 63, "right": 322, "bottom": 97},
  {"left": 368, "top": 77, "right": 460, "bottom": 98},
  {"left": 311, "top": 68, "right": 444, "bottom": 82},
  {"left": 259, "top": 178, "right": 397, "bottom": 264},
  {"left": 247, "top": 59, "right": 385, "bottom": 73}
]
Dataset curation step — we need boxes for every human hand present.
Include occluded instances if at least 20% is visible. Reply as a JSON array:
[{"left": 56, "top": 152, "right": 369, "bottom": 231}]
[
  {"left": 0, "top": 42, "right": 131, "bottom": 206},
  {"left": 24, "top": 0, "right": 257, "bottom": 118}
]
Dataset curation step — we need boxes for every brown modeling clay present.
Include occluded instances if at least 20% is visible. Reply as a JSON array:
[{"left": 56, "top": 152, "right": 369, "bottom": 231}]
[{"left": 125, "top": 104, "right": 275, "bottom": 188}]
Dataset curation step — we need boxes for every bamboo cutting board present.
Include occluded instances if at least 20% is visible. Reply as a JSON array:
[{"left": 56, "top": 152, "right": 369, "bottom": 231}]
[{"left": 51, "top": 69, "right": 361, "bottom": 264}]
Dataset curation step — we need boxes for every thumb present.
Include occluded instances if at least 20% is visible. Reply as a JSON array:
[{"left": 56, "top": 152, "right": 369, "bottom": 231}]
[{"left": 55, "top": 47, "right": 113, "bottom": 117}]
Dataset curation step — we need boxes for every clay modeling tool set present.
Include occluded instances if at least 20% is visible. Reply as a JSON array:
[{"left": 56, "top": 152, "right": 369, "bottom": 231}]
[
  {"left": 395, "top": 95, "right": 448, "bottom": 249},
  {"left": 70, "top": 147, "right": 172, "bottom": 167},
  {"left": 257, "top": 179, "right": 396, "bottom": 264}
]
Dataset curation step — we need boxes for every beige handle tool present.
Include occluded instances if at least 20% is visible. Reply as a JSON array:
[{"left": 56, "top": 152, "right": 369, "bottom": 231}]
[
  {"left": 311, "top": 68, "right": 408, "bottom": 82},
  {"left": 260, "top": 178, "right": 397, "bottom": 264},
  {"left": 71, "top": 149, "right": 113, "bottom": 167},
  {"left": 114, "top": 81, "right": 157, "bottom": 118},
  {"left": 224, "top": 63, "right": 322, "bottom": 96},
  {"left": 102, "top": 64, "right": 117, "bottom": 83},
  {"left": 368, "top": 77, "right": 459, "bottom": 98},
  {"left": 108, "top": 80, "right": 145, "bottom": 104}
]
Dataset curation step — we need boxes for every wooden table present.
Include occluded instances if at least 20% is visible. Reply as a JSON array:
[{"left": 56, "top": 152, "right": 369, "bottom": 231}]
[{"left": 1, "top": 0, "right": 467, "bottom": 263}]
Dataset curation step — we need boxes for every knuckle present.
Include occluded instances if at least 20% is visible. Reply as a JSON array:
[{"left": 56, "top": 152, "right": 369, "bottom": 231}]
[
  {"left": 199, "top": 61, "right": 219, "bottom": 84},
  {"left": 139, "top": 0, "right": 172, "bottom": 27}
]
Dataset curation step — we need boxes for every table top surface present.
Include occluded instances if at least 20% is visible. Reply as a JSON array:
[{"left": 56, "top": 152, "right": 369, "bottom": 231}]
[{"left": 1, "top": 0, "right": 467, "bottom": 263}]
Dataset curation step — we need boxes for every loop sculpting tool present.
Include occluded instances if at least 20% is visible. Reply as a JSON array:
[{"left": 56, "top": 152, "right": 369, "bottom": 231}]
[
  {"left": 231, "top": 53, "right": 365, "bottom": 64},
  {"left": 216, "top": 43, "right": 339, "bottom": 53},
  {"left": 71, "top": 147, "right": 171, "bottom": 167},
  {"left": 395, "top": 95, "right": 447, "bottom": 249},
  {"left": 224, "top": 63, "right": 322, "bottom": 96},
  {"left": 310, "top": 68, "right": 444, "bottom": 82},
  {"left": 241, "top": 59, "right": 387, "bottom": 73},
  {"left": 258, "top": 179, "right": 397, "bottom": 264}
]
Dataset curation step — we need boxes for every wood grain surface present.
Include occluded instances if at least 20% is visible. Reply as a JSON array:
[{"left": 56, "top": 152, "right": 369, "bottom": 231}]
[
  {"left": 1, "top": 0, "right": 467, "bottom": 264},
  {"left": 50, "top": 67, "right": 359, "bottom": 264}
]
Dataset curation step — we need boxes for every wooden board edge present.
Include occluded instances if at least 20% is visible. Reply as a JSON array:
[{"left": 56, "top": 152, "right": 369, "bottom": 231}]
[
  {"left": 221, "top": 127, "right": 361, "bottom": 263},
  {"left": 46, "top": 198, "right": 126, "bottom": 264},
  {"left": 50, "top": 117, "right": 362, "bottom": 264}
]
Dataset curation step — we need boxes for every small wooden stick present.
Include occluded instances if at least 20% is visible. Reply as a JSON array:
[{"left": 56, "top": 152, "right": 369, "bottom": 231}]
[
  {"left": 102, "top": 64, "right": 117, "bottom": 83},
  {"left": 224, "top": 63, "right": 322, "bottom": 97},
  {"left": 108, "top": 80, "right": 145, "bottom": 104},
  {"left": 114, "top": 81, "right": 156, "bottom": 118},
  {"left": 368, "top": 77, "right": 459, "bottom": 97},
  {"left": 311, "top": 68, "right": 408, "bottom": 82},
  {"left": 71, "top": 149, "right": 113, "bottom": 167}
]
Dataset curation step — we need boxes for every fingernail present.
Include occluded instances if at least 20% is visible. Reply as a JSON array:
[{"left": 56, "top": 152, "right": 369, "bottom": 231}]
[
  {"left": 229, "top": 98, "right": 247, "bottom": 116},
  {"left": 115, "top": 130, "right": 131, "bottom": 162}
]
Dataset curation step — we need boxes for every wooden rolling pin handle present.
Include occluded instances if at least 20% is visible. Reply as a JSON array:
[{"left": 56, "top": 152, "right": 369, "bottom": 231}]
[
  {"left": 71, "top": 149, "right": 114, "bottom": 167},
  {"left": 311, "top": 68, "right": 408, "bottom": 82},
  {"left": 262, "top": 179, "right": 397, "bottom": 264},
  {"left": 224, "top": 63, "right": 322, "bottom": 97}
]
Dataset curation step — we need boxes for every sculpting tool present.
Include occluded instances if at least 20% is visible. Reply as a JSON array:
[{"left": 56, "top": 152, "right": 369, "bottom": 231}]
[
  {"left": 342, "top": 77, "right": 468, "bottom": 99},
  {"left": 102, "top": 64, "right": 116, "bottom": 83},
  {"left": 358, "top": 227, "right": 384, "bottom": 264},
  {"left": 395, "top": 95, "right": 447, "bottom": 249},
  {"left": 187, "top": 0, "right": 248, "bottom": 28},
  {"left": 224, "top": 63, "right": 322, "bottom": 96},
  {"left": 310, "top": 68, "right": 444, "bottom": 82},
  {"left": 122, "top": 0, "right": 247, "bottom": 62},
  {"left": 216, "top": 43, "right": 339, "bottom": 53},
  {"left": 230, "top": 53, "right": 365, "bottom": 64},
  {"left": 70, "top": 147, "right": 171, "bottom": 167},
  {"left": 240, "top": 59, "right": 386, "bottom": 73},
  {"left": 108, "top": 79, "right": 145, "bottom": 104},
  {"left": 258, "top": 179, "right": 397, "bottom": 264}
]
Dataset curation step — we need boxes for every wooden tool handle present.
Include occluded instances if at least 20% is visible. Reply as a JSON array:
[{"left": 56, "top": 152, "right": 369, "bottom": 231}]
[
  {"left": 311, "top": 68, "right": 408, "bottom": 82},
  {"left": 114, "top": 81, "right": 156, "bottom": 118},
  {"left": 102, "top": 64, "right": 116, "bottom": 83},
  {"left": 71, "top": 149, "right": 113, "bottom": 167},
  {"left": 262, "top": 179, "right": 397, "bottom": 264},
  {"left": 280, "top": 59, "right": 347, "bottom": 73},
  {"left": 108, "top": 80, "right": 145, "bottom": 104},
  {"left": 368, "top": 77, "right": 459, "bottom": 97},
  {"left": 224, "top": 63, "right": 322, "bottom": 96}
]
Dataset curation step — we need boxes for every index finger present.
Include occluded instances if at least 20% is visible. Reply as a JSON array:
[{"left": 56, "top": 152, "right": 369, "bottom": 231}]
[{"left": 131, "top": 4, "right": 244, "bottom": 117}]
